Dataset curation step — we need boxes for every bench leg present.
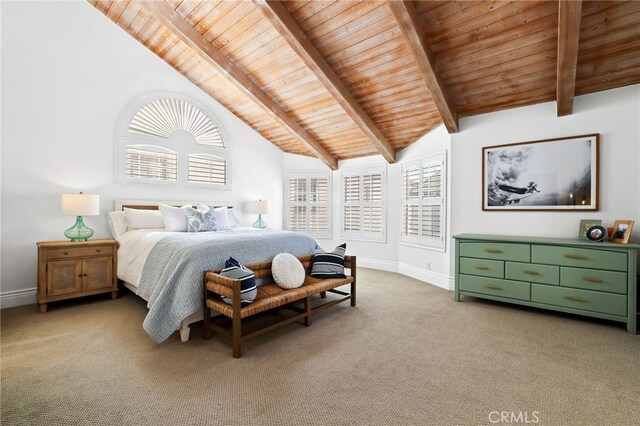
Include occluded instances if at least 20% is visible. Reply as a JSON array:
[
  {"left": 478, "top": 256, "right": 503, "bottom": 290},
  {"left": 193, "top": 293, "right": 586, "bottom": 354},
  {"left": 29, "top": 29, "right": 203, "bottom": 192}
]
[
  {"left": 320, "top": 291, "right": 327, "bottom": 299},
  {"left": 304, "top": 296, "right": 312, "bottom": 327},
  {"left": 232, "top": 316, "right": 242, "bottom": 358},
  {"left": 351, "top": 281, "right": 356, "bottom": 307}
]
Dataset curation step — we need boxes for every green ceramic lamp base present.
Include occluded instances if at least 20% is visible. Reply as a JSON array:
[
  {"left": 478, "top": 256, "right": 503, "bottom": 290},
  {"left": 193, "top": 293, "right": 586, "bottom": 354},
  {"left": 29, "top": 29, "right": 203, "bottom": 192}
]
[
  {"left": 253, "top": 214, "right": 267, "bottom": 229},
  {"left": 64, "top": 216, "right": 94, "bottom": 242}
]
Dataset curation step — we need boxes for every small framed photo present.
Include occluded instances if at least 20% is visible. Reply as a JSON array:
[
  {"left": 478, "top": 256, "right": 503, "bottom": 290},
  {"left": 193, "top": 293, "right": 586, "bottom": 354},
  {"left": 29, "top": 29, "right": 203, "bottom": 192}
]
[
  {"left": 610, "top": 220, "right": 634, "bottom": 244},
  {"left": 578, "top": 219, "right": 602, "bottom": 240}
]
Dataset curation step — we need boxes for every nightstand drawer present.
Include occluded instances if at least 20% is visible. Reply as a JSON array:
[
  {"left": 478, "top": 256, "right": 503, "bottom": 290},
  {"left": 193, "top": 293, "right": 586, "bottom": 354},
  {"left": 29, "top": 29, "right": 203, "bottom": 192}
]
[
  {"left": 48, "top": 246, "right": 112, "bottom": 260},
  {"left": 560, "top": 267, "right": 627, "bottom": 294},
  {"left": 531, "top": 284, "right": 627, "bottom": 316},
  {"left": 459, "top": 258, "right": 504, "bottom": 278},
  {"left": 505, "top": 262, "right": 559, "bottom": 285},
  {"left": 459, "top": 242, "right": 530, "bottom": 262},
  {"left": 459, "top": 275, "right": 530, "bottom": 301},
  {"left": 531, "top": 245, "right": 627, "bottom": 271}
]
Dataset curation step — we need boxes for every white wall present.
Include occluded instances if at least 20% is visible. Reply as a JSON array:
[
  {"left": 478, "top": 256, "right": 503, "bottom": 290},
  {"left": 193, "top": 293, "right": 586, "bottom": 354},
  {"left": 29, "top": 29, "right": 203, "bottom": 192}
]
[
  {"left": 0, "top": 1, "right": 284, "bottom": 307},
  {"left": 451, "top": 85, "right": 640, "bottom": 249},
  {"left": 283, "top": 125, "right": 452, "bottom": 288}
]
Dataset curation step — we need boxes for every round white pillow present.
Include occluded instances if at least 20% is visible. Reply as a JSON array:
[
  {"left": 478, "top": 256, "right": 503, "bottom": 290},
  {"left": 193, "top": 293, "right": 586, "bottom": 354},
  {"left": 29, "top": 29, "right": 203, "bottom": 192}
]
[{"left": 272, "top": 253, "right": 305, "bottom": 289}]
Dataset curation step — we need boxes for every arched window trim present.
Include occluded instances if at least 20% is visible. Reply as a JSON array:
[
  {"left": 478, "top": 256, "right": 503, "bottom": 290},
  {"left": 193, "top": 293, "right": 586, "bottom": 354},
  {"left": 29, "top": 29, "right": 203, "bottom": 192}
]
[{"left": 116, "top": 93, "right": 231, "bottom": 190}]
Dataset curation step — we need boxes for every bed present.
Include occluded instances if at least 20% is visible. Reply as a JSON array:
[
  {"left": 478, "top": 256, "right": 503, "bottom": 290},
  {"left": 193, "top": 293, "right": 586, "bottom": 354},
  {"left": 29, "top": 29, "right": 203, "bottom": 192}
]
[{"left": 113, "top": 201, "right": 318, "bottom": 343}]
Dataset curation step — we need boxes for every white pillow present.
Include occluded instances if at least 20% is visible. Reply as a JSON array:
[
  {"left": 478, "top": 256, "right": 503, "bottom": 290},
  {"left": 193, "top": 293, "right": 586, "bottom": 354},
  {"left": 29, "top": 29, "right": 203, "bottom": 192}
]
[
  {"left": 215, "top": 207, "right": 231, "bottom": 230},
  {"left": 271, "top": 253, "right": 305, "bottom": 289},
  {"left": 107, "top": 211, "right": 127, "bottom": 239},
  {"left": 123, "top": 208, "right": 164, "bottom": 229},
  {"left": 159, "top": 204, "right": 188, "bottom": 232},
  {"left": 228, "top": 207, "right": 241, "bottom": 227}
]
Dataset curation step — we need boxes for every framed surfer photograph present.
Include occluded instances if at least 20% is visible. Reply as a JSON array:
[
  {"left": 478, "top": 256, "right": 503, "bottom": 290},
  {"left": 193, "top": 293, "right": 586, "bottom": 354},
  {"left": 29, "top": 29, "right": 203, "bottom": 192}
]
[
  {"left": 482, "top": 134, "right": 599, "bottom": 211},
  {"left": 610, "top": 220, "right": 634, "bottom": 244}
]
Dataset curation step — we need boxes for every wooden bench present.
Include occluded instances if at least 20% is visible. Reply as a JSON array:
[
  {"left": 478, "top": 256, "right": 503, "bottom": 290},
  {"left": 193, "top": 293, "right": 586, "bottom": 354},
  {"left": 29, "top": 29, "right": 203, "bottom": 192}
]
[{"left": 203, "top": 255, "right": 356, "bottom": 358}]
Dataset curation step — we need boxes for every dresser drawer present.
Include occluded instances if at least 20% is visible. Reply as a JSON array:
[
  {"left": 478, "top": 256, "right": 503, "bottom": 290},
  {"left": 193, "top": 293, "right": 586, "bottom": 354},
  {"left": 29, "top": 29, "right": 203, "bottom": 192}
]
[
  {"left": 459, "top": 258, "right": 504, "bottom": 278},
  {"left": 531, "top": 284, "right": 627, "bottom": 316},
  {"left": 505, "top": 262, "right": 559, "bottom": 285},
  {"left": 459, "top": 275, "right": 530, "bottom": 301},
  {"left": 560, "top": 267, "right": 627, "bottom": 294},
  {"left": 48, "top": 245, "right": 113, "bottom": 260},
  {"left": 459, "top": 242, "right": 530, "bottom": 262},
  {"left": 531, "top": 245, "right": 627, "bottom": 271}
]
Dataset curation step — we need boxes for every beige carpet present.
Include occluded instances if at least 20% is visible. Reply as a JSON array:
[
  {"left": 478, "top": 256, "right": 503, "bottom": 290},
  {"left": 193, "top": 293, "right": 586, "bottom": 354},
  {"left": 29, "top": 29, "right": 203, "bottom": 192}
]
[{"left": 1, "top": 269, "right": 639, "bottom": 426}]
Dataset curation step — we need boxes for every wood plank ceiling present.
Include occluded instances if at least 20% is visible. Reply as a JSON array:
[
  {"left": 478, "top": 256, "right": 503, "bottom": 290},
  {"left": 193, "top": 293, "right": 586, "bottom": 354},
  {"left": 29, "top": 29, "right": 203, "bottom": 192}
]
[{"left": 90, "top": 1, "right": 640, "bottom": 169}]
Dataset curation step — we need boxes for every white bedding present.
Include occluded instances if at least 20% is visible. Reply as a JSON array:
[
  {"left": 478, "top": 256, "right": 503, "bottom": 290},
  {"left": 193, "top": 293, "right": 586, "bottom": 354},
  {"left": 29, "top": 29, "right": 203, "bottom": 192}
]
[{"left": 117, "top": 227, "right": 260, "bottom": 289}]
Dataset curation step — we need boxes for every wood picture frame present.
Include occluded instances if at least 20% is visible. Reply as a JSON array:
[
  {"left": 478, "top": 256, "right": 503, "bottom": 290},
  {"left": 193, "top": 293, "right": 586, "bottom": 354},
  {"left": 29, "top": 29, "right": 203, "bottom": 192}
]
[
  {"left": 482, "top": 134, "right": 599, "bottom": 211},
  {"left": 610, "top": 220, "right": 634, "bottom": 244},
  {"left": 578, "top": 219, "right": 602, "bottom": 240}
]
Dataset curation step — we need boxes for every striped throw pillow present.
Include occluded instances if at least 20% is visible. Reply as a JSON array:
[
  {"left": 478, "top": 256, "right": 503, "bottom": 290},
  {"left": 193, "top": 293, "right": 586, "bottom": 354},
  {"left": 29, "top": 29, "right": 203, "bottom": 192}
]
[
  {"left": 220, "top": 257, "right": 257, "bottom": 306},
  {"left": 310, "top": 243, "right": 347, "bottom": 279}
]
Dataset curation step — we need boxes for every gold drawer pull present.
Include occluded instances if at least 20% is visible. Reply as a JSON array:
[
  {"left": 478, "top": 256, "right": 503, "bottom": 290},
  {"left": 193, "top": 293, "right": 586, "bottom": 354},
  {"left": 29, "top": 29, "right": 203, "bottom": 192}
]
[
  {"left": 63, "top": 252, "right": 69, "bottom": 255},
  {"left": 523, "top": 270, "right": 540, "bottom": 276},
  {"left": 474, "top": 265, "right": 489, "bottom": 270},
  {"left": 565, "top": 254, "right": 588, "bottom": 260},
  {"left": 485, "top": 284, "right": 502, "bottom": 290},
  {"left": 96, "top": 249, "right": 101, "bottom": 253},
  {"left": 582, "top": 276, "right": 603, "bottom": 283},
  {"left": 485, "top": 248, "right": 503, "bottom": 253},
  {"left": 564, "top": 295, "right": 587, "bottom": 303}
]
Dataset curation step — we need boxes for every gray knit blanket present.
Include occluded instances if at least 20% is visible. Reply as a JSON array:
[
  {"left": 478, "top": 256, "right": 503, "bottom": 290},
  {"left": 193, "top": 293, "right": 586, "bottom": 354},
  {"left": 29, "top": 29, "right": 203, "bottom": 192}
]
[{"left": 137, "top": 230, "right": 317, "bottom": 342}]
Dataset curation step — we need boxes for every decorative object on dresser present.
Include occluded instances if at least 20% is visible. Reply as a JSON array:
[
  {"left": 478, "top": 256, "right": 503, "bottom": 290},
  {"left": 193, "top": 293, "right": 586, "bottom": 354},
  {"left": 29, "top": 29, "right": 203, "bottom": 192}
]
[
  {"left": 61, "top": 192, "right": 100, "bottom": 241},
  {"left": 483, "top": 134, "right": 599, "bottom": 211},
  {"left": 36, "top": 240, "right": 118, "bottom": 313},
  {"left": 247, "top": 199, "right": 268, "bottom": 229},
  {"left": 586, "top": 226, "right": 606, "bottom": 242},
  {"left": 454, "top": 234, "right": 638, "bottom": 334},
  {"left": 578, "top": 219, "right": 602, "bottom": 240},
  {"left": 610, "top": 220, "right": 634, "bottom": 244}
]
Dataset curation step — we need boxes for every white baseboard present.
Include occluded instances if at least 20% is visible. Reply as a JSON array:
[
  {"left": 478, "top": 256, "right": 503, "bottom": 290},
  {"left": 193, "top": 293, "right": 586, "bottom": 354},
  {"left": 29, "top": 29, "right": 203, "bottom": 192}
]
[
  {"left": 0, "top": 288, "right": 37, "bottom": 309},
  {"left": 398, "top": 263, "right": 454, "bottom": 290},
  {"left": 357, "top": 257, "right": 398, "bottom": 272},
  {"left": 357, "top": 258, "right": 454, "bottom": 290}
]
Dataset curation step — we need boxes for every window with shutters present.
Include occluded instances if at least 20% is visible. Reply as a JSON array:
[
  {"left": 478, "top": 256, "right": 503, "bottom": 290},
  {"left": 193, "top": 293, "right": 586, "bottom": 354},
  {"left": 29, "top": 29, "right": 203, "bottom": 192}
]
[
  {"left": 342, "top": 167, "right": 386, "bottom": 242},
  {"left": 401, "top": 152, "right": 446, "bottom": 250},
  {"left": 285, "top": 171, "right": 331, "bottom": 238},
  {"left": 118, "top": 94, "right": 230, "bottom": 189}
]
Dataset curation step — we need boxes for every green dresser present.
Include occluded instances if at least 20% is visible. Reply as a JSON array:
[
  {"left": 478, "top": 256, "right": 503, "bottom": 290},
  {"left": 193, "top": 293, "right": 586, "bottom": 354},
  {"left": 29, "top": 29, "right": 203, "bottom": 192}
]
[{"left": 454, "top": 234, "right": 639, "bottom": 334}]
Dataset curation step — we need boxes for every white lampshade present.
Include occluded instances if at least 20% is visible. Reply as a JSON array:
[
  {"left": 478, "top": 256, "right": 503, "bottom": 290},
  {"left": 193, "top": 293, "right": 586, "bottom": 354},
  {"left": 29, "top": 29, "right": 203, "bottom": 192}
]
[
  {"left": 246, "top": 200, "right": 268, "bottom": 214},
  {"left": 61, "top": 193, "right": 100, "bottom": 216}
]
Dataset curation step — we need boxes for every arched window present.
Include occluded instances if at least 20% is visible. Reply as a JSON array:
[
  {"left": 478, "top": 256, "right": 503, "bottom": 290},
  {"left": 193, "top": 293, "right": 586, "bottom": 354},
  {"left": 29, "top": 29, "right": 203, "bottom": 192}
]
[{"left": 118, "top": 94, "right": 230, "bottom": 189}]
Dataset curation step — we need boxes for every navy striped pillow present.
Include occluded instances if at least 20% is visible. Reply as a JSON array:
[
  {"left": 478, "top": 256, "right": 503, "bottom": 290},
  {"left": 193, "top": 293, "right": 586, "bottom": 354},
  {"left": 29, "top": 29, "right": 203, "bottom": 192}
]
[
  {"left": 310, "top": 243, "right": 347, "bottom": 279},
  {"left": 220, "top": 257, "right": 257, "bottom": 306}
]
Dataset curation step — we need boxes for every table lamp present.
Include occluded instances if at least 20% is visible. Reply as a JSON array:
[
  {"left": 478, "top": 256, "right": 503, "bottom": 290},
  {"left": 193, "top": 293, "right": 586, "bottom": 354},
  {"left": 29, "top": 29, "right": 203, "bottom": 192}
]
[
  {"left": 247, "top": 200, "right": 268, "bottom": 229},
  {"left": 61, "top": 192, "right": 100, "bottom": 241}
]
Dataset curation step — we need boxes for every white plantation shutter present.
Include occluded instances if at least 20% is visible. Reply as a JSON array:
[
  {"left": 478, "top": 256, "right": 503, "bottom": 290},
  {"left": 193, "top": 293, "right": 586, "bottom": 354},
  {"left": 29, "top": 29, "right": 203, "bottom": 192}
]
[
  {"left": 188, "top": 154, "right": 227, "bottom": 186},
  {"left": 285, "top": 172, "right": 331, "bottom": 238},
  {"left": 342, "top": 167, "right": 385, "bottom": 241},
  {"left": 119, "top": 94, "right": 230, "bottom": 189},
  {"left": 401, "top": 152, "right": 446, "bottom": 250},
  {"left": 126, "top": 145, "right": 178, "bottom": 181}
]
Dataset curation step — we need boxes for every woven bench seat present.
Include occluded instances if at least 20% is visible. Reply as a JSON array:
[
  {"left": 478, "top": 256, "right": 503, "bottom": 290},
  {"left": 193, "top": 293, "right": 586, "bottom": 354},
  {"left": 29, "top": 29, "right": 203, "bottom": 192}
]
[
  {"left": 203, "top": 255, "right": 356, "bottom": 358},
  {"left": 207, "top": 276, "right": 356, "bottom": 319}
]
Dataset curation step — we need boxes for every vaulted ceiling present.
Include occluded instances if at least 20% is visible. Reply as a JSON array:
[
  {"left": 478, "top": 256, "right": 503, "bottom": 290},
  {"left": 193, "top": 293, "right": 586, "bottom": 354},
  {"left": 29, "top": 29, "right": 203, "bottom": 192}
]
[{"left": 90, "top": 1, "right": 640, "bottom": 169}]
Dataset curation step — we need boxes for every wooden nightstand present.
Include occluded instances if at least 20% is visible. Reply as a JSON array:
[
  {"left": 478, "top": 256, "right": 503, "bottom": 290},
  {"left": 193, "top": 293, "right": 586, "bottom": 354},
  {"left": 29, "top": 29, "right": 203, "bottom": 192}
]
[{"left": 36, "top": 239, "right": 118, "bottom": 313}]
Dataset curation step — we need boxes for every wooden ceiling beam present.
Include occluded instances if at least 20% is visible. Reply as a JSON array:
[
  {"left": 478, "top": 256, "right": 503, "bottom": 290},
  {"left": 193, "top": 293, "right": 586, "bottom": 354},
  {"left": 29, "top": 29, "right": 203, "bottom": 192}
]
[
  {"left": 388, "top": 0, "right": 459, "bottom": 133},
  {"left": 139, "top": 0, "right": 338, "bottom": 169},
  {"left": 556, "top": 0, "right": 583, "bottom": 117},
  {"left": 255, "top": 0, "right": 396, "bottom": 163}
]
